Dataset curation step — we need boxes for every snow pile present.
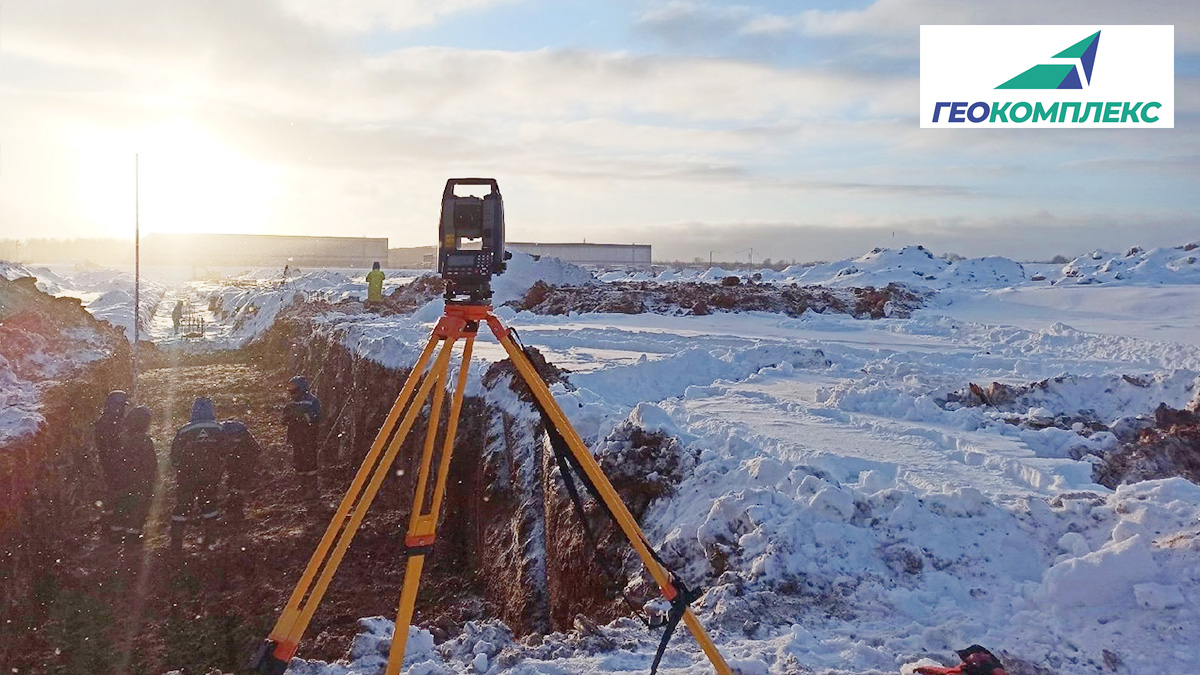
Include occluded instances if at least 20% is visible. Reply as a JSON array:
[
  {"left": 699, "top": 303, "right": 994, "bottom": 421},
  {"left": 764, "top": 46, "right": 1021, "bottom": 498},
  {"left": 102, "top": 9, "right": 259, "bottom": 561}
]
[
  {"left": 1060, "top": 243, "right": 1200, "bottom": 285},
  {"left": 86, "top": 280, "right": 167, "bottom": 341},
  {"left": 122, "top": 255, "right": 597, "bottom": 349},
  {"left": 2, "top": 265, "right": 168, "bottom": 342},
  {"left": 203, "top": 270, "right": 380, "bottom": 346},
  {"left": 0, "top": 352, "right": 43, "bottom": 444},
  {"left": 783, "top": 245, "right": 950, "bottom": 287},
  {"left": 490, "top": 252, "right": 597, "bottom": 305},
  {"left": 1, "top": 260, "right": 34, "bottom": 281},
  {"left": 593, "top": 247, "right": 1030, "bottom": 292},
  {"left": 781, "top": 247, "right": 1027, "bottom": 291},
  {"left": 0, "top": 261, "right": 73, "bottom": 296},
  {"left": 943, "top": 371, "right": 1200, "bottom": 432},
  {"left": 286, "top": 618, "right": 441, "bottom": 675},
  {"left": 937, "top": 256, "right": 1028, "bottom": 289},
  {"left": 1013, "top": 478, "right": 1200, "bottom": 672},
  {"left": 0, "top": 276, "right": 114, "bottom": 445}
]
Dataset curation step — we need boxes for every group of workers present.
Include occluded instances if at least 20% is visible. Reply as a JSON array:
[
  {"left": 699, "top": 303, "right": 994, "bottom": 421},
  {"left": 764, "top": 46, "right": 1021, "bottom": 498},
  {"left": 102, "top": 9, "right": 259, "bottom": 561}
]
[
  {"left": 92, "top": 375, "right": 323, "bottom": 552},
  {"left": 93, "top": 262, "right": 385, "bottom": 548}
]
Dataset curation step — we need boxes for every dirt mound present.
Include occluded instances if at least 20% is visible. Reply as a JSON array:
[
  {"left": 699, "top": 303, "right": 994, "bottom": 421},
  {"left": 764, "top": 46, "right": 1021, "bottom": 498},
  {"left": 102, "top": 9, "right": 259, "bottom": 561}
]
[
  {"left": 509, "top": 280, "right": 926, "bottom": 319},
  {"left": 944, "top": 378, "right": 1112, "bottom": 431},
  {"left": 380, "top": 273, "right": 446, "bottom": 313},
  {"left": 593, "top": 421, "right": 696, "bottom": 520},
  {"left": 481, "top": 345, "right": 572, "bottom": 401},
  {"left": 1096, "top": 402, "right": 1200, "bottom": 488}
]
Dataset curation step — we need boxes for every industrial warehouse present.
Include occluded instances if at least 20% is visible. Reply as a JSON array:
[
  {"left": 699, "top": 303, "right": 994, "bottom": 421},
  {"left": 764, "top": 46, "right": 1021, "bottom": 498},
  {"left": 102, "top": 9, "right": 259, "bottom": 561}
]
[{"left": 2, "top": 235, "right": 652, "bottom": 270}]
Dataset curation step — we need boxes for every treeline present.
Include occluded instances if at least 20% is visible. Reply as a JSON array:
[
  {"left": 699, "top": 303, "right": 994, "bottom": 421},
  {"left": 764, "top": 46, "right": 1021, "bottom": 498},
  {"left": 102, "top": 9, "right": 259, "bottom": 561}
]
[{"left": 0, "top": 238, "right": 134, "bottom": 266}]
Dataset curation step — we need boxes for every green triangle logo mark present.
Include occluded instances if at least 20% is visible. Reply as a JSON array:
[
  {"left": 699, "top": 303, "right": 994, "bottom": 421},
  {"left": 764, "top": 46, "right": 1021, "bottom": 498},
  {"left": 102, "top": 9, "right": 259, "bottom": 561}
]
[{"left": 997, "top": 30, "right": 1101, "bottom": 90}]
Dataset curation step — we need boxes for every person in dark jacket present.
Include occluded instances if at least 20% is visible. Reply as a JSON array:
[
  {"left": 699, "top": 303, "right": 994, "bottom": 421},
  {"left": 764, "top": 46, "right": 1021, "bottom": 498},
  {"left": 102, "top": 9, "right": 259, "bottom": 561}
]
[
  {"left": 283, "top": 376, "right": 322, "bottom": 503},
  {"left": 221, "top": 419, "right": 261, "bottom": 522},
  {"left": 170, "top": 397, "right": 225, "bottom": 551},
  {"left": 115, "top": 406, "right": 158, "bottom": 537},
  {"left": 94, "top": 390, "right": 129, "bottom": 532}
]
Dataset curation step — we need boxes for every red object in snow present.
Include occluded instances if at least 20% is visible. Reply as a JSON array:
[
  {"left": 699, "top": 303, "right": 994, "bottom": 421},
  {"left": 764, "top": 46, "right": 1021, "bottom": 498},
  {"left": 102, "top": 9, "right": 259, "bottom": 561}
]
[{"left": 915, "top": 645, "right": 1008, "bottom": 675}]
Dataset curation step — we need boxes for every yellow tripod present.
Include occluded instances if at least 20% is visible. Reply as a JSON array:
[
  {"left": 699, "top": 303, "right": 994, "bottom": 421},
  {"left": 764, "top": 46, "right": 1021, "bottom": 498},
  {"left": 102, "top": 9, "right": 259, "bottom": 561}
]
[{"left": 252, "top": 302, "right": 732, "bottom": 675}]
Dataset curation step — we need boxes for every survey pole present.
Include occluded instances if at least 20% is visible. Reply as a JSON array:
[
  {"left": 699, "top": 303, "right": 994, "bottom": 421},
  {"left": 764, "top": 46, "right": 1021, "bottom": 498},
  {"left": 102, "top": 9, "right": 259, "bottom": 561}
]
[{"left": 133, "top": 154, "right": 140, "bottom": 401}]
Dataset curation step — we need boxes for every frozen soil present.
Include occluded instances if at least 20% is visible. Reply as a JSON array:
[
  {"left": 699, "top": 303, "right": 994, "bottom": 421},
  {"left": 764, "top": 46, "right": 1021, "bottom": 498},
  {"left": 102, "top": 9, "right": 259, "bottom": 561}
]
[
  {"left": 508, "top": 280, "right": 927, "bottom": 319},
  {"left": 941, "top": 376, "right": 1200, "bottom": 487},
  {"left": 1096, "top": 403, "right": 1200, "bottom": 488},
  {"left": 3, "top": 346, "right": 493, "bottom": 675}
]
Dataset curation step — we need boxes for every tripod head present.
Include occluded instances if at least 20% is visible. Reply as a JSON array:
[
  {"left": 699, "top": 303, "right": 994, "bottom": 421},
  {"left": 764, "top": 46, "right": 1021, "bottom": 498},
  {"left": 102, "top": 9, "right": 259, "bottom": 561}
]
[{"left": 438, "top": 178, "right": 511, "bottom": 304}]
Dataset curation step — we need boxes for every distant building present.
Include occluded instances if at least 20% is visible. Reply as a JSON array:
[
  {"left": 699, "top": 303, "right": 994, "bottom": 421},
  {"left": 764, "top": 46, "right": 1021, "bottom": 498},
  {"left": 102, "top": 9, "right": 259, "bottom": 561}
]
[
  {"left": 388, "top": 242, "right": 653, "bottom": 269},
  {"left": 507, "top": 242, "right": 651, "bottom": 267},
  {"left": 388, "top": 246, "right": 437, "bottom": 269},
  {"left": 143, "top": 233, "right": 388, "bottom": 268}
]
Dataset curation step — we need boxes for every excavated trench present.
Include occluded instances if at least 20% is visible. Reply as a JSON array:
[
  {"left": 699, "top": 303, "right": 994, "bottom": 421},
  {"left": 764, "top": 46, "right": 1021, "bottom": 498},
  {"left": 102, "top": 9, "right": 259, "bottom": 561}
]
[
  {"left": 0, "top": 275, "right": 698, "bottom": 675},
  {"left": 270, "top": 309, "right": 676, "bottom": 642}
]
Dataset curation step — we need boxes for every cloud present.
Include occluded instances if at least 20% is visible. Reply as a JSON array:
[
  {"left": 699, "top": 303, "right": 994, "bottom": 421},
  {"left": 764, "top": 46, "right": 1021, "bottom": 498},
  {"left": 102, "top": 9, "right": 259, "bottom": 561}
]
[
  {"left": 1, "top": 0, "right": 1196, "bottom": 255},
  {"left": 802, "top": 0, "right": 1200, "bottom": 51},
  {"left": 278, "top": 0, "right": 519, "bottom": 33},
  {"left": 634, "top": 1, "right": 807, "bottom": 57},
  {"left": 635, "top": 2, "right": 754, "bottom": 43},
  {"left": 3, "top": 1, "right": 343, "bottom": 78},
  {"left": 2, "top": 1, "right": 911, "bottom": 125}
]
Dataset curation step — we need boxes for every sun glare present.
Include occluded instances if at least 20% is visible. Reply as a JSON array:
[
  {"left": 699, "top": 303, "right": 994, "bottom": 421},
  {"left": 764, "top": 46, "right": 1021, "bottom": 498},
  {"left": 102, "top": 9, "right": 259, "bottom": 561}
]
[{"left": 74, "top": 120, "right": 279, "bottom": 237}]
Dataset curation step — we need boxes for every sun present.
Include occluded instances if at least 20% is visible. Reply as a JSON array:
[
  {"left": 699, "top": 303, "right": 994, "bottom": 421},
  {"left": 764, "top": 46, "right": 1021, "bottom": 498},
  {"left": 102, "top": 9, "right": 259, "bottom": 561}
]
[{"left": 73, "top": 119, "right": 279, "bottom": 236}]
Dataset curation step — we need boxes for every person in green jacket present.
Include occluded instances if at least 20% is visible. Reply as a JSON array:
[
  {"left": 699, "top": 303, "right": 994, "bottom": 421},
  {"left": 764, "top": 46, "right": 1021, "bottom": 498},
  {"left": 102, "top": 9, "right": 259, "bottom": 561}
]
[{"left": 365, "top": 261, "right": 385, "bottom": 306}]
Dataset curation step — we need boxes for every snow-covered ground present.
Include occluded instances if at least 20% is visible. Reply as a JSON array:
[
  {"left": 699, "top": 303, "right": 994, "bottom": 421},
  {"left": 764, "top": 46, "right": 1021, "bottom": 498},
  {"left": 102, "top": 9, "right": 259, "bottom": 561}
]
[
  {"left": 289, "top": 245, "right": 1200, "bottom": 675},
  {"left": 7, "top": 242, "right": 1200, "bottom": 673}
]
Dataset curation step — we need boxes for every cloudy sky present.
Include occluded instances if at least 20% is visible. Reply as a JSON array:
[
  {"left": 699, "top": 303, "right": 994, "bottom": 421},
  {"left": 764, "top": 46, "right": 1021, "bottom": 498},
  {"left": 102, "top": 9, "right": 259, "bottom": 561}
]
[{"left": 1, "top": 0, "right": 1196, "bottom": 262}]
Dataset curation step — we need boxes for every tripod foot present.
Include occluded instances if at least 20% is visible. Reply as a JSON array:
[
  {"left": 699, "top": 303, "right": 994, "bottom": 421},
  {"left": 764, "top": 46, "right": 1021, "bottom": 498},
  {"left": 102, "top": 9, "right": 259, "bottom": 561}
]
[{"left": 250, "top": 639, "right": 289, "bottom": 675}]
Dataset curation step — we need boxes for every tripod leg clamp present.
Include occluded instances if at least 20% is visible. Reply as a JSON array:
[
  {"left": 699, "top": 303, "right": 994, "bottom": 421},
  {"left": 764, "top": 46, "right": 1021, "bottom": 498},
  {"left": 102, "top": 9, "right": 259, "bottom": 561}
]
[
  {"left": 403, "top": 533, "right": 435, "bottom": 557},
  {"left": 250, "top": 639, "right": 289, "bottom": 675},
  {"left": 402, "top": 543, "right": 435, "bottom": 556}
]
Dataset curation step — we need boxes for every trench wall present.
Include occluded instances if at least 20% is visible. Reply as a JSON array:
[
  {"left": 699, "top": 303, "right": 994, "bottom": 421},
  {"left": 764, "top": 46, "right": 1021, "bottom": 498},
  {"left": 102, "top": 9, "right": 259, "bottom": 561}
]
[{"left": 0, "top": 281, "right": 133, "bottom": 665}]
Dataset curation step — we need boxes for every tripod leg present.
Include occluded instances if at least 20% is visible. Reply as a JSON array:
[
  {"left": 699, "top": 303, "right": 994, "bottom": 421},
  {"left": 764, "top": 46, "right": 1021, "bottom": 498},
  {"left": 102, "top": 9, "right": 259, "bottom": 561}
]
[
  {"left": 493, "top": 326, "right": 732, "bottom": 675},
  {"left": 290, "top": 339, "right": 459, "bottom": 644},
  {"left": 386, "top": 335, "right": 476, "bottom": 675},
  {"left": 262, "top": 334, "right": 453, "bottom": 666}
]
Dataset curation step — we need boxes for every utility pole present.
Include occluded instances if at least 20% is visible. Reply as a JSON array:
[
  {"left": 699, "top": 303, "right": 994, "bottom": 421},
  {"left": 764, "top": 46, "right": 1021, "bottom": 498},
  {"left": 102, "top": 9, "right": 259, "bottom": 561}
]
[{"left": 133, "top": 154, "right": 140, "bottom": 402}]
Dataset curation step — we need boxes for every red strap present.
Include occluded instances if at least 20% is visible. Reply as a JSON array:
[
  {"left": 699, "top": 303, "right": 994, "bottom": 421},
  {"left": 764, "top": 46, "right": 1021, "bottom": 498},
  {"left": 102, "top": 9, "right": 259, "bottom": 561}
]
[{"left": 915, "top": 667, "right": 963, "bottom": 675}]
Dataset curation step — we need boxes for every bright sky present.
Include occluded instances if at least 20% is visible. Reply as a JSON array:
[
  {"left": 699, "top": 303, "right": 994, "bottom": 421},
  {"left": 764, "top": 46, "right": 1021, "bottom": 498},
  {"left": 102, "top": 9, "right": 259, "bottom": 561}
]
[{"left": 1, "top": 1, "right": 1197, "bottom": 262}]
